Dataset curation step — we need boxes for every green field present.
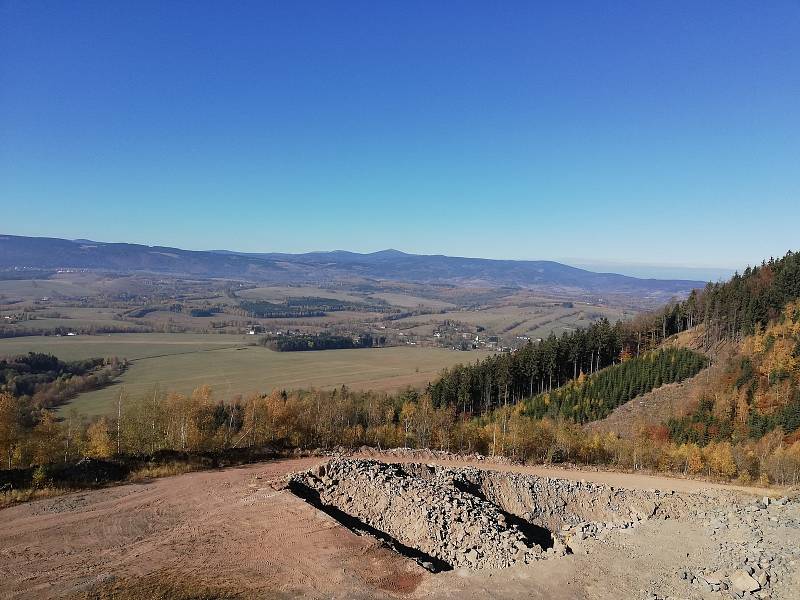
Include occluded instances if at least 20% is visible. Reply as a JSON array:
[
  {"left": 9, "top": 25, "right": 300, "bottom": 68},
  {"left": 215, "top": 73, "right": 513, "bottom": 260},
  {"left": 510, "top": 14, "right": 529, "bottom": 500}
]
[
  {"left": 0, "top": 278, "right": 96, "bottom": 298},
  {"left": 0, "top": 333, "right": 490, "bottom": 417},
  {"left": 237, "top": 286, "right": 368, "bottom": 303}
]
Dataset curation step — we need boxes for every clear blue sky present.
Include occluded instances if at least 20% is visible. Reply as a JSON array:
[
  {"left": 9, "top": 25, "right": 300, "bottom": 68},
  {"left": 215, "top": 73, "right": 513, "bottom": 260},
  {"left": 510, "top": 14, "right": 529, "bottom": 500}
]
[{"left": 1, "top": 1, "right": 798, "bottom": 274}]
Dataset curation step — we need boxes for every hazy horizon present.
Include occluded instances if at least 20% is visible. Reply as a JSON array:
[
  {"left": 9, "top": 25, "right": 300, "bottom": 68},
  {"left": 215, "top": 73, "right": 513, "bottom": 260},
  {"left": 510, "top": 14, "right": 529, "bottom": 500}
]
[{"left": 2, "top": 231, "right": 740, "bottom": 281}]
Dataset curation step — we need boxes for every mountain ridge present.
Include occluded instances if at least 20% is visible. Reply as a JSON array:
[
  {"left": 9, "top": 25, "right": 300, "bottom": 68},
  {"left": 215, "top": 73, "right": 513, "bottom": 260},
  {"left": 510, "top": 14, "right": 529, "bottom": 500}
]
[{"left": 0, "top": 234, "right": 704, "bottom": 300}]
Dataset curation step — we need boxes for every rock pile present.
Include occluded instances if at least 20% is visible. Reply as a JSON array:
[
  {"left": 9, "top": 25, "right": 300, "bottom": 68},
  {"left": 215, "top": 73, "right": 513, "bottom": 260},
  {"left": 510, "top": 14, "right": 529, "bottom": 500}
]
[
  {"left": 436, "top": 465, "right": 684, "bottom": 533},
  {"left": 680, "top": 493, "right": 799, "bottom": 599},
  {"left": 289, "top": 459, "right": 544, "bottom": 569},
  {"left": 288, "top": 459, "right": 677, "bottom": 571},
  {"left": 289, "top": 457, "right": 798, "bottom": 596}
]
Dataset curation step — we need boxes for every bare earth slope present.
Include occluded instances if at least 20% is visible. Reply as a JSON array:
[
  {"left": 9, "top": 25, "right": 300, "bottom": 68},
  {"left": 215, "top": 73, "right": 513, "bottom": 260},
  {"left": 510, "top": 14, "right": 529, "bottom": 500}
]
[
  {"left": 1, "top": 454, "right": 797, "bottom": 600},
  {"left": 584, "top": 357, "right": 727, "bottom": 438},
  {"left": 585, "top": 334, "right": 735, "bottom": 438}
]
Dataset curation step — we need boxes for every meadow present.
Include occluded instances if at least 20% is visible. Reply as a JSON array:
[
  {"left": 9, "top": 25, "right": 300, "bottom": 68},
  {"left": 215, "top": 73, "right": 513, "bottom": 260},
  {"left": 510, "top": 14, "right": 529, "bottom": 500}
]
[
  {"left": 0, "top": 333, "right": 490, "bottom": 417},
  {"left": 236, "top": 285, "right": 370, "bottom": 304}
]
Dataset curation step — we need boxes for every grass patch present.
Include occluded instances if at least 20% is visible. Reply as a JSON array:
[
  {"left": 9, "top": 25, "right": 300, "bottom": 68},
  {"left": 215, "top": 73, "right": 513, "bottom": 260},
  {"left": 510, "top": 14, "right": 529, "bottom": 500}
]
[
  {"left": 0, "top": 486, "right": 71, "bottom": 510},
  {"left": 75, "top": 570, "right": 250, "bottom": 600},
  {"left": 0, "top": 333, "right": 489, "bottom": 416},
  {"left": 127, "top": 461, "right": 201, "bottom": 482}
]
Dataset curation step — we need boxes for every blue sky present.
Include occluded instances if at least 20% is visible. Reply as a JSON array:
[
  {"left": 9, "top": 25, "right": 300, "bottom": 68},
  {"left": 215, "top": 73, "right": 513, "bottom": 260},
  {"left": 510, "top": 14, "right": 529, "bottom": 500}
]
[{"left": 1, "top": 1, "right": 798, "bottom": 277}]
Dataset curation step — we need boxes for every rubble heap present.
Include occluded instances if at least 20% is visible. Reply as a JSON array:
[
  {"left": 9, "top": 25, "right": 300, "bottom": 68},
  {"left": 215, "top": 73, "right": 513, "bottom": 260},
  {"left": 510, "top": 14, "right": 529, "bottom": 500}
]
[{"left": 288, "top": 459, "right": 681, "bottom": 570}]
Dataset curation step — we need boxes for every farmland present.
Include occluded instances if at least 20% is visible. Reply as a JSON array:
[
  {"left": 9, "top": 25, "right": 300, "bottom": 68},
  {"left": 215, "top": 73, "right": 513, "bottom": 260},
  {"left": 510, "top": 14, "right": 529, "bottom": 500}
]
[
  {"left": 390, "top": 301, "right": 632, "bottom": 342},
  {"left": 0, "top": 271, "right": 637, "bottom": 347},
  {"left": 0, "top": 271, "right": 639, "bottom": 418},
  {"left": 0, "top": 333, "right": 491, "bottom": 416}
]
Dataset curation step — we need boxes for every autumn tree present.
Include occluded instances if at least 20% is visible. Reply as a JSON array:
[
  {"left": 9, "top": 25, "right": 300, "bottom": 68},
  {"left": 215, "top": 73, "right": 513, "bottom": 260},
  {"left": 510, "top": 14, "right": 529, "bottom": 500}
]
[
  {"left": 705, "top": 441, "right": 737, "bottom": 478},
  {"left": 85, "top": 418, "right": 114, "bottom": 458},
  {"left": 30, "top": 411, "right": 63, "bottom": 466},
  {"left": 0, "top": 392, "right": 20, "bottom": 469}
]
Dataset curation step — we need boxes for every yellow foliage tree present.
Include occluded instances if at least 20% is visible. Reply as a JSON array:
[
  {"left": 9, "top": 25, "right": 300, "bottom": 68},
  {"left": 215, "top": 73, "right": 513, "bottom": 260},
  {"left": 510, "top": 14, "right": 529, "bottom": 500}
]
[
  {"left": 0, "top": 392, "right": 20, "bottom": 469},
  {"left": 685, "top": 443, "right": 704, "bottom": 474},
  {"left": 706, "top": 442, "right": 737, "bottom": 478},
  {"left": 85, "top": 418, "right": 114, "bottom": 458},
  {"left": 31, "top": 411, "right": 63, "bottom": 466}
]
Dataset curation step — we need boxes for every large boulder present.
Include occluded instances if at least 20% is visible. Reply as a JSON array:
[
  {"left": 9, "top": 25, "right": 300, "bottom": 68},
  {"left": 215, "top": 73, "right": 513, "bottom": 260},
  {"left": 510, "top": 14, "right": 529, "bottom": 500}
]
[{"left": 730, "top": 570, "right": 761, "bottom": 593}]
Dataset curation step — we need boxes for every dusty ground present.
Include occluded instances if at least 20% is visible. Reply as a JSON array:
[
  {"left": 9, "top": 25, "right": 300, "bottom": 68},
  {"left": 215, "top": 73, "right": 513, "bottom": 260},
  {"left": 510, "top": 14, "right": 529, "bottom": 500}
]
[{"left": 1, "top": 454, "right": 798, "bottom": 600}]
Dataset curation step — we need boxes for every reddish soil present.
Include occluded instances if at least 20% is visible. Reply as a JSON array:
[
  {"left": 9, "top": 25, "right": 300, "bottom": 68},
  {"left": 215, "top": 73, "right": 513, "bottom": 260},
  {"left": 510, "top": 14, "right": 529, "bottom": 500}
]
[
  {"left": 0, "top": 457, "right": 425, "bottom": 599},
  {"left": 1, "top": 454, "right": 796, "bottom": 599}
]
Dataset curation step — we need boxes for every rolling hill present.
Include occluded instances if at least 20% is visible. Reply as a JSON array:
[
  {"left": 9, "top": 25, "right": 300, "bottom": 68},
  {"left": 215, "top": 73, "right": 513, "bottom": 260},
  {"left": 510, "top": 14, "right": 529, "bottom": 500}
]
[{"left": 0, "top": 234, "right": 704, "bottom": 300}]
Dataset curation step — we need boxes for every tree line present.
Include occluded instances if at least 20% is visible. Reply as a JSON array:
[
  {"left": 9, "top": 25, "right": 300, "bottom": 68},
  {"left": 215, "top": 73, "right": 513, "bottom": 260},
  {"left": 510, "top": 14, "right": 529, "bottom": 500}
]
[
  {"left": 2, "top": 384, "right": 798, "bottom": 487},
  {"left": 428, "top": 318, "right": 628, "bottom": 413},
  {"left": 259, "top": 333, "right": 384, "bottom": 352},
  {"left": 0, "top": 353, "right": 127, "bottom": 425},
  {"left": 237, "top": 300, "right": 326, "bottom": 318},
  {"left": 236, "top": 296, "right": 390, "bottom": 319},
  {"left": 0, "top": 323, "right": 152, "bottom": 339}
]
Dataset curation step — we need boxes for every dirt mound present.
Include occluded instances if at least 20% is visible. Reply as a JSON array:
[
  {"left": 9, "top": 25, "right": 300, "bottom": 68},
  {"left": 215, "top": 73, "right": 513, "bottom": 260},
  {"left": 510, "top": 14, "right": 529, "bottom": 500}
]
[{"left": 288, "top": 459, "right": 686, "bottom": 572}]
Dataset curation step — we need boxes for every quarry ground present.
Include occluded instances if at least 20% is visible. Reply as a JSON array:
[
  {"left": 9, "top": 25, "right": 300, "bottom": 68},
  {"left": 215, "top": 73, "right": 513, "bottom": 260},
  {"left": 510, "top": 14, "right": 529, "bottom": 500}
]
[{"left": 1, "top": 452, "right": 798, "bottom": 600}]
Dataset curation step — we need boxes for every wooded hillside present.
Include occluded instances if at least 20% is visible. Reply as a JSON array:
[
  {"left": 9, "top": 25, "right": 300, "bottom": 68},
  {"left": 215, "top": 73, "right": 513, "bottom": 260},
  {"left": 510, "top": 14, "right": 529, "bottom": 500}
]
[{"left": 524, "top": 348, "right": 708, "bottom": 423}]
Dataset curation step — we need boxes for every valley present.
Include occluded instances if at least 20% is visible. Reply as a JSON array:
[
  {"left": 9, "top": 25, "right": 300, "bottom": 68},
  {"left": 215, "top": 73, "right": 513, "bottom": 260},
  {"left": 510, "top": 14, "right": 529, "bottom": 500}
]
[
  {"left": 0, "top": 334, "right": 490, "bottom": 417},
  {"left": 3, "top": 5, "right": 798, "bottom": 598},
  {"left": 0, "top": 241, "right": 643, "bottom": 416}
]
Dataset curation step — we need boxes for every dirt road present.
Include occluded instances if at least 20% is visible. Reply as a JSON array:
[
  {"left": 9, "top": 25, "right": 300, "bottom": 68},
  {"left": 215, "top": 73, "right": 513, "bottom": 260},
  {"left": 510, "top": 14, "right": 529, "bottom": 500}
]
[{"left": 1, "top": 455, "right": 797, "bottom": 599}]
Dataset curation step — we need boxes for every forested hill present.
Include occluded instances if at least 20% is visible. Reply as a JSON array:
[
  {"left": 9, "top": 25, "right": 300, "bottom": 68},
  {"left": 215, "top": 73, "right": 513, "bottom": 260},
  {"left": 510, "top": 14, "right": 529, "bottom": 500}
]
[
  {"left": 0, "top": 234, "right": 702, "bottom": 300},
  {"left": 426, "top": 319, "right": 709, "bottom": 418},
  {"left": 630, "top": 250, "right": 800, "bottom": 348},
  {"left": 523, "top": 348, "right": 708, "bottom": 423},
  {"left": 666, "top": 299, "right": 800, "bottom": 446},
  {"left": 428, "top": 250, "right": 800, "bottom": 429}
]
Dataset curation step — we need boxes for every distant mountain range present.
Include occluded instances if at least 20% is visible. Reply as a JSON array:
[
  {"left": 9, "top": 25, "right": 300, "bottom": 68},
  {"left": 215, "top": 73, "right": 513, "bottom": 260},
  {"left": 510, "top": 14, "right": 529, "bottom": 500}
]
[{"left": 0, "top": 234, "right": 705, "bottom": 300}]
